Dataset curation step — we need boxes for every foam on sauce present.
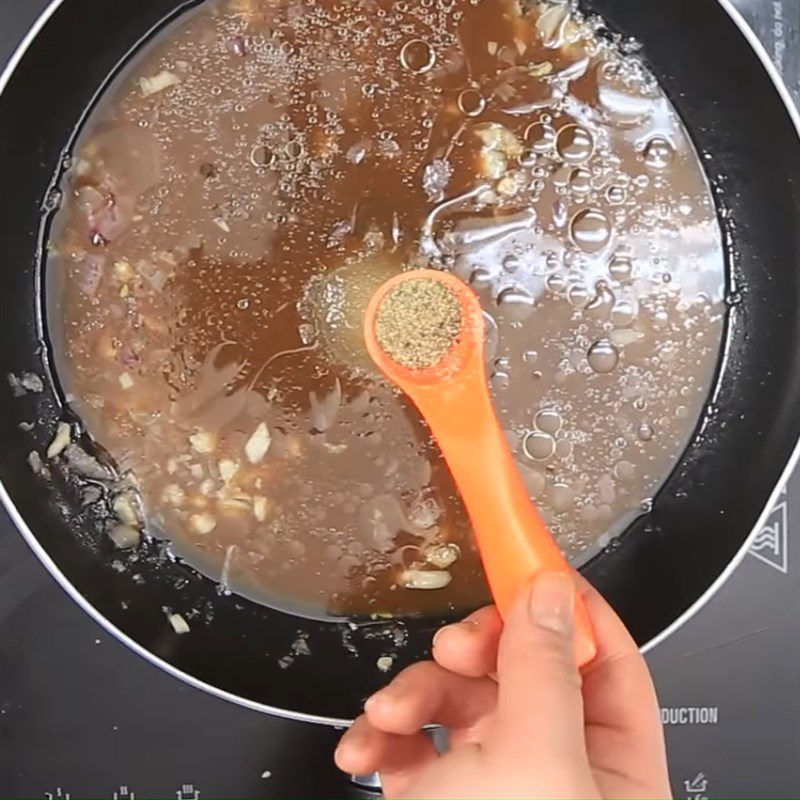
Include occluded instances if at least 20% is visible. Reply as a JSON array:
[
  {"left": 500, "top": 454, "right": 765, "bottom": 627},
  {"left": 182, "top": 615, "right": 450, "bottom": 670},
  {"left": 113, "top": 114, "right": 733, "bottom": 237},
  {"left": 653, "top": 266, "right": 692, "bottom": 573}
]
[{"left": 46, "top": 0, "right": 726, "bottom": 619}]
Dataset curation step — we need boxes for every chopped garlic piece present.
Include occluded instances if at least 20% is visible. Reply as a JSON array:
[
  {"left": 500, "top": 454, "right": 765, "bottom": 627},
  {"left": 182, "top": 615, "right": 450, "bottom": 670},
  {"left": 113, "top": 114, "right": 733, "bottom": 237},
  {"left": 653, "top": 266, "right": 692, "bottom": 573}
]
[
  {"left": 528, "top": 61, "right": 554, "bottom": 77},
  {"left": 253, "top": 495, "right": 269, "bottom": 522},
  {"left": 189, "top": 430, "right": 216, "bottom": 454},
  {"left": 113, "top": 260, "right": 133, "bottom": 281},
  {"left": 46, "top": 421, "right": 71, "bottom": 459},
  {"left": 245, "top": 422, "right": 271, "bottom": 464},
  {"left": 190, "top": 512, "right": 217, "bottom": 535},
  {"left": 475, "top": 122, "right": 523, "bottom": 157},
  {"left": 400, "top": 569, "right": 452, "bottom": 590},
  {"left": 199, "top": 479, "right": 215, "bottom": 496},
  {"left": 480, "top": 150, "right": 507, "bottom": 180},
  {"left": 108, "top": 523, "right": 141, "bottom": 550},
  {"left": 189, "top": 463, "right": 204, "bottom": 479},
  {"left": 425, "top": 543, "right": 460, "bottom": 569},
  {"left": 167, "top": 612, "right": 190, "bottom": 635},
  {"left": 139, "top": 70, "right": 181, "bottom": 97},
  {"left": 218, "top": 458, "right": 239, "bottom": 483},
  {"left": 113, "top": 493, "right": 140, "bottom": 527},
  {"left": 217, "top": 495, "right": 251, "bottom": 514},
  {"left": 477, "top": 188, "right": 499, "bottom": 205},
  {"left": 213, "top": 217, "right": 231, "bottom": 233},
  {"left": 162, "top": 484, "right": 185, "bottom": 506},
  {"left": 377, "top": 655, "right": 394, "bottom": 673},
  {"left": 118, "top": 372, "right": 134, "bottom": 390},
  {"left": 497, "top": 170, "right": 527, "bottom": 197}
]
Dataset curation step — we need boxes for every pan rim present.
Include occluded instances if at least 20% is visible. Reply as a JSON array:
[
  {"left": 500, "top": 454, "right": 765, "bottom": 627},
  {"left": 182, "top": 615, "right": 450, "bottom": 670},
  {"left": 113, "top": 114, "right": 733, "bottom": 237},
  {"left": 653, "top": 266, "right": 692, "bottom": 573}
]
[{"left": 0, "top": 0, "right": 798, "bottom": 728}]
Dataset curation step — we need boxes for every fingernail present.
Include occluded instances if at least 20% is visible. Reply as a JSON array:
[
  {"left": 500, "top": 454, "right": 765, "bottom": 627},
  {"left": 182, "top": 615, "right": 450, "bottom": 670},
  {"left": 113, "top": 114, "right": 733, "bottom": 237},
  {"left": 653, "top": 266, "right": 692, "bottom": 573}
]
[
  {"left": 529, "top": 571, "right": 574, "bottom": 634},
  {"left": 335, "top": 729, "right": 362, "bottom": 761},
  {"left": 365, "top": 679, "right": 404, "bottom": 711},
  {"left": 432, "top": 619, "right": 476, "bottom": 648},
  {"left": 432, "top": 625, "right": 449, "bottom": 648},
  {"left": 364, "top": 693, "right": 379, "bottom": 712}
]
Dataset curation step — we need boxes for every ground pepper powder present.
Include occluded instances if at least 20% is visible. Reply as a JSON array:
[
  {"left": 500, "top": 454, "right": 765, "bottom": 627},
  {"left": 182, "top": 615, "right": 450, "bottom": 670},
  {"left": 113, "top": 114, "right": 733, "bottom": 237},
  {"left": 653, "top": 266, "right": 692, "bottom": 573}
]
[{"left": 375, "top": 278, "right": 463, "bottom": 369}]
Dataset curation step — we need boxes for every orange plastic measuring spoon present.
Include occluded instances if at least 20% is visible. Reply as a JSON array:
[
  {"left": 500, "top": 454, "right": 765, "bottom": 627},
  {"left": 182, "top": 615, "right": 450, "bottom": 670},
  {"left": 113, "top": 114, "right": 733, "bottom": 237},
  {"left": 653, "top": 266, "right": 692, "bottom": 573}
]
[{"left": 364, "top": 268, "right": 596, "bottom": 667}]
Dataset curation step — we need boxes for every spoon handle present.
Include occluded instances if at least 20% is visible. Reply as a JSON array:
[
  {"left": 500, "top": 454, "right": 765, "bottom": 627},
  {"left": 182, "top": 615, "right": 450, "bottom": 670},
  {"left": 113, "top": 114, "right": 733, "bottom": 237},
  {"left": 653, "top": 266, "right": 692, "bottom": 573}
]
[{"left": 417, "top": 379, "right": 597, "bottom": 667}]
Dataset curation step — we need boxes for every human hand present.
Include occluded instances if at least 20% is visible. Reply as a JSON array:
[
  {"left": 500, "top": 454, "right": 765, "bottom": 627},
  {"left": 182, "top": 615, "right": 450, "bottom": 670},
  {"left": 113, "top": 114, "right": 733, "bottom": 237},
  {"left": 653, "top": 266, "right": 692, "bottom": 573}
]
[{"left": 335, "top": 572, "right": 672, "bottom": 799}]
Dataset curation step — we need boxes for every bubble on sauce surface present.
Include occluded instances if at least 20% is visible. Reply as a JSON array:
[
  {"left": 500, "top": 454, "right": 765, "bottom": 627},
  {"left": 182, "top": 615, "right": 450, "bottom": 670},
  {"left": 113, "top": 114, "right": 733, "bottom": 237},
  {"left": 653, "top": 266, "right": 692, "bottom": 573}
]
[
  {"left": 546, "top": 273, "right": 567, "bottom": 294},
  {"left": 502, "top": 254, "right": 521, "bottom": 273},
  {"left": 526, "top": 121, "right": 557, "bottom": 154},
  {"left": 567, "top": 284, "right": 590, "bottom": 307},
  {"left": 643, "top": 136, "right": 676, "bottom": 171},
  {"left": 497, "top": 287, "right": 535, "bottom": 322},
  {"left": 570, "top": 209, "right": 612, "bottom": 253},
  {"left": 569, "top": 167, "right": 592, "bottom": 195},
  {"left": 608, "top": 253, "right": 634, "bottom": 282},
  {"left": 610, "top": 300, "right": 637, "bottom": 327},
  {"left": 556, "top": 124, "right": 594, "bottom": 164},
  {"left": 638, "top": 422, "right": 655, "bottom": 441},
  {"left": 587, "top": 339, "right": 620, "bottom": 373},
  {"left": 400, "top": 39, "right": 436, "bottom": 74},
  {"left": 458, "top": 88, "right": 486, "bottom": 117},
  {"left": 523, "top": 430, "right": 556, "bottom": 461},
  {"left": 550, "top": 483, "right": 576, "bottom": 514},
  {"left": 534, "top": 409, "right": 562, "bottom": 435}
]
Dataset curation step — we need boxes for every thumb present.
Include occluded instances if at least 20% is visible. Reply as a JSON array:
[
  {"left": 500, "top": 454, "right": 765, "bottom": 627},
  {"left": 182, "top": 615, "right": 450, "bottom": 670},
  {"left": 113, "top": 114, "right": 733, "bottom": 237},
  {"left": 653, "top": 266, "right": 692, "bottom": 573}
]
[{"left": 492, "top": 571, "right": 586, "bottom": 758}]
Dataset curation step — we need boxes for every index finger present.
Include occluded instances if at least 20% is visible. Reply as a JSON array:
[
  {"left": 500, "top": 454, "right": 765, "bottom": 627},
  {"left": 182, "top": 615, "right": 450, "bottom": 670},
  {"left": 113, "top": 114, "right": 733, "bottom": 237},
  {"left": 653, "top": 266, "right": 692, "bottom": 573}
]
[
  {"left": 574, "top": 573, "right": 657, "bottom": 718},
  {"left": 575, "top": 575, "right": 668, "bottom": 786}
]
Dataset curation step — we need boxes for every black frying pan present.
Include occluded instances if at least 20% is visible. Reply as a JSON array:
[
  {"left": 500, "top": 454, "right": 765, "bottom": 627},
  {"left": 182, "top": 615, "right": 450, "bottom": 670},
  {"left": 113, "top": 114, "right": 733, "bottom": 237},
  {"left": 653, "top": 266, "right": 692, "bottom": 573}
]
[{"left": 1, "top": 0, "right": 799, "bottom": 725}]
